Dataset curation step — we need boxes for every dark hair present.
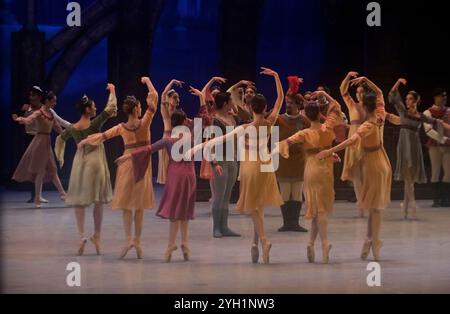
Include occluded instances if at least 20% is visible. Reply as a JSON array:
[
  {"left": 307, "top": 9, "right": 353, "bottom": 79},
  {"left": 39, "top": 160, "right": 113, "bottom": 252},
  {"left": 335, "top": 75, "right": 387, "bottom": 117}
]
[
  {"left": 171, "top": 110, "right": 187, "bottom": 127},
  {"left": 123, "top": 96, "right": 140, "bottom": 115},
  {"left": 407, "top": 90, "right": 421, "bottom": 105},
  {"left": 214, "top": 92, "right": 231, "bottom": 110},
  {"left": 287, "top": 93, "right": 304, "bottom": 109},
  {"left": 250, "top": 93, "right": 267, "bottom": 114},
  {"left": 77, "top": 95, "right": 94, "bottom": 114},
  {"left": 42, "top": 91, "right": 56, "bottom": 103},
  {"left": 30, "top": 86, "right": 44, "bottom": 97},
  {"left": 363, "top": 92, "right": 377, "bottom": 113},
  {"left": 304, "top": 101, "right": 320, "bottom": 121},
  {"left": 317, "top": 84, "right": 331, "bottom": 95},
  {"left": 433, "top": 88, "right": 447, "bottom": 98}
]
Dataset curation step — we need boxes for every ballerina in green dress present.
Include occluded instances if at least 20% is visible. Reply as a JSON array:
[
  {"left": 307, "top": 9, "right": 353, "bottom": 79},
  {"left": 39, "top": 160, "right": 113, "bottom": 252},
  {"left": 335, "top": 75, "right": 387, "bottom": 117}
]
[{"left": 55, "top": 84, "right": 117, "bottom": 256}]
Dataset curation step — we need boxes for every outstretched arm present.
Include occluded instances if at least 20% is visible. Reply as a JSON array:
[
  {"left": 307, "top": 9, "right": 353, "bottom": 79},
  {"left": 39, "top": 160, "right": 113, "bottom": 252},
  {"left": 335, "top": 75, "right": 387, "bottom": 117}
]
[
  {"left": 263, "top": 67, "right": 284, "bottom": 125},
  {"left": 12, "top": 110, "right": 41, "bottom": 125},
  {"left": 50, "top": 109, "right": 71, "bottom": 129}
]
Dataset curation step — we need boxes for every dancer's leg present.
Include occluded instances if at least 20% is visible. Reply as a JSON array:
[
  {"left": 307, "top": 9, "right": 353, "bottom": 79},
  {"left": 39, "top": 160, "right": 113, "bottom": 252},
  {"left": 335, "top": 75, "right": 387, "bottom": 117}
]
[
  {"left": 221, "top": 162, "right": 240, "bottom": 236},
  {"left": 211, "top": 163, "right": 227, "bottom": 238},
  {"left": 51, "top": 173, "right": 66, "bottom": 198},
  {"left": 309, "top": 217, "right": 319, "bottom": 246},
  {"left": 34, "top": 173, "right": 44, "bottom": 207},
  {"left": 251, "top": 208, "right": 271, "bottom": 263},
  {"left": 370, "top": 209, "right": 383, "bottom": 260},
  {"left": 93, "top": 203, "right": 103, "bottom": 239},
  {"left": 278, "top": 182, "right": 291, "bottom": 232},
  {"left": 133, "top": 209, "right": 145, "bottom": 258},
  {"left": 317, "top": 212, "right": 331, "bottom": 263},
  {"left": 120, "top": 210, "right": 133, "bottom": 258},
  {"left": 75, "top": 206, "right": 87, "bottom": 255},
  {"left": 165, "top": 220, "right": 180, "bottom": 262},
  {"left": 404, "top": 177, "right": 416, "bottom": 219},
  {"left": 180, "top": 220, "right": 190, "bottom": 260},
  {"left": 289, "top": 181, "right": 307, "bottom": 231}
]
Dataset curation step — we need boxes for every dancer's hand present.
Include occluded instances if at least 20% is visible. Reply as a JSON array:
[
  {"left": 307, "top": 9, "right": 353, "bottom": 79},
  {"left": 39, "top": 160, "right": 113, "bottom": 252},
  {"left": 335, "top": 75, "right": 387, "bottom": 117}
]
[
  {"left": 350, "top": 76, "right": 366, "bottom": 87},
  {"left": 213, "top": 164, "right": 223, "bottom": 176},
  {"left": 12, "top": 114, "right": 19, "bottom": 121},
  {"left": 212, "top": 77, "right": 227, "bottom": 84},
  {"left": 332, "top": 153, "right": 341, "bottom": 163},
  {"left": 189, "top": 86, "right": 202, "bottom": 97},
  {"left": 316, "top": 149, "right": 332, "bottom": 160},
  {"left": 260, "top": 67, "right": 278, "bottom": 77},
  {"left": 21, "top": 104, "right": 31, "bottom": 112},
  {"left": 170, "top": 79, "right": 184, "bottom": 88},
  {"left": 397, "top": 78, "right": 407, "bottom": 86},
  {"left": 238, "top": 80, "right": 255, "bottom": 87},
  {"left": 115, "top": 154, "right": 131, "bottom": 166},
  {"left": 347, "top": 71, "right": 359, "bottom": 79},
  {"left": 141, "top": 77, "right": 150, "bottom": 85},
  {"left": 106, "top": 83, "right": 116, "bottom": 92}
]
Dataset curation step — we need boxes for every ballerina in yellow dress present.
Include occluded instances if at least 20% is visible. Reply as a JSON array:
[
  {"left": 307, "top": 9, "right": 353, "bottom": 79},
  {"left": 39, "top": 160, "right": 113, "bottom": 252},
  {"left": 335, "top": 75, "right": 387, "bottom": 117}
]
[
  {"left": 277, "top": 91, "right": 343, "bottom": 264},
  {"left": 190, "top": 67, "right": 284, "bottom": 264},
  {"left": 78, "top": 77, "right": 158, "bottom": 259}
]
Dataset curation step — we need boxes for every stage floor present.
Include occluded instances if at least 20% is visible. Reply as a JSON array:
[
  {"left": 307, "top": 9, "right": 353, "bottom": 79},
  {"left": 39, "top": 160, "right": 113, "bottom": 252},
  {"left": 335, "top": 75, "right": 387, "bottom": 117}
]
[{"left": 1, "top": 188, "right": 450, "bottom": 294}]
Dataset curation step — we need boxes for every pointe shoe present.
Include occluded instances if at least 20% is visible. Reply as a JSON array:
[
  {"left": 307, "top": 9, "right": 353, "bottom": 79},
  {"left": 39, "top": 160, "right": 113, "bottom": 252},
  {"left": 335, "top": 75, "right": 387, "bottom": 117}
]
[
  {"left": 251, "top": 244, "right": 259, "bottom": 264},
  {"left": 34, "top": 202, "right": 42, "bottom": 208},
  {"left": 409, "top": 202, "right": 418, "bottom": 220},
  {"left": 78, "top": 237, "right": 88, "bottom": 256},
  {"left": 181, "top": 244, "right": 190, "bottom": 261},
  {"left": 372, "top": 240, "right": 383, "bottom": 261},
  {"left": 360, "top": 239, "right": 372, "bottom": 260},
  {"left": 307, "top": 245, "right": 315, "bottom": 263},
  {"left": 262, "top": 242, "right": 272, "bottom": 264},
  {"left": 90, "top": 236, "right": 101, "bottom": 255},
  {"left": 60, "top": 193, "right": 67, "bottom": 201},
  {"left": 40, "top": 197, "right": 49, "bottom": 203},
  {"left": 322, "top": 243, "right": 332, "bottom": 264},
  {"left": 134, "top": 241, "right": 143, "bottom": 259},
  {"left": 120, "top": 241, "right": 134, "bottom": 259},
  {"left": 165, "top": 245, "right": 178, "bottom": 263}
]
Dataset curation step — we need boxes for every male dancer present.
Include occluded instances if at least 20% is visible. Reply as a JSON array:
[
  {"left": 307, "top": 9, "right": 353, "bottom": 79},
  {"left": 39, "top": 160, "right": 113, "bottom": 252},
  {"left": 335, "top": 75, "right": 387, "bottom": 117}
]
[
  {"left": 276, "top": 77, "right": 310, "bottom": 232},
  {"left": 423, "top": 88, "right": 450, "bottom": 207}
]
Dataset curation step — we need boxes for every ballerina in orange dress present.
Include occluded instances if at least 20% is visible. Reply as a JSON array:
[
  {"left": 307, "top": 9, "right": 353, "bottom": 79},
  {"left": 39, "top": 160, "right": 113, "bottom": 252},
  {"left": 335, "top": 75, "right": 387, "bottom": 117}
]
[
  {"left": 78, "top": 77, "right": 158, "bottom": 259},
  {"left": 340, "top": 71, "right": 367, "bottom": 218},
  {"left": 317, "top": 76, "right": 401, "bottom": 261},
  {"left": 277, "top": 91, "right": 343, "bottom": 263}
]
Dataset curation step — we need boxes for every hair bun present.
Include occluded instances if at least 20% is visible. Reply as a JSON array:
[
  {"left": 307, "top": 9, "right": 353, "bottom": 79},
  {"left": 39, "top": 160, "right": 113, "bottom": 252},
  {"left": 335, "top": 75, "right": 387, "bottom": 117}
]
[{"left": 81, "top": 95, "right": 90, "bottom": 105}]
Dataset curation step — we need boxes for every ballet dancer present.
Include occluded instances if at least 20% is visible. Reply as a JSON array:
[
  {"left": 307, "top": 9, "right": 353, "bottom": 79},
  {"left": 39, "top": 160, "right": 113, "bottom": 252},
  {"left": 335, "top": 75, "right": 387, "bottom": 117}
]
[
  {"left": 340, "top": 71, "right": 367, "bottom": 217},
  {"left": 55, "top": 83, "right": 117, "bottom": 255},
  {"left": 12, "top": 91, "right": 67, "bottom": 208},
  {"left": 316, "top": 76, "right": 402, "bottom": 261},
  {"left": 277, "top": 90, "right": 343, "bottom": 263},
  {"left": 116, "top": 110, "right": 197, "bottom": 262},
  {"left": 276, "top": 76, "right": 310, "bottom": 232},
  {"left": 78, "top": 77, "right": 158, "bottom": 259},
  {"left": 192, "top": 67, "right": 284, "bottom": 264},
  {"left": 389, "top": 78, "right": 446, "bottom": 219}
]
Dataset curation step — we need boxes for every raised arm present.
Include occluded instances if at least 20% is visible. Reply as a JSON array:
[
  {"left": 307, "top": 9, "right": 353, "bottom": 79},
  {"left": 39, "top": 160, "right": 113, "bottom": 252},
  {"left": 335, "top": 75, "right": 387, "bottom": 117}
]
[
  {"left": 227, "top": 80, "right": 255, "bottom": 110},
  {"left": 162, "top": 79, "right": 183, "bottom": 103},
  {"left": 340, "top": 71, "right": 359, "bottom": 105},
  {"left": 388, "top": 78, "right": 407, "bottom": 115},
  {"left": 189, "top": 86, "right": 206, "bottom": 108},
  {"left": 351, "top": 76, "right": 383, "bottom": 98},
  {"left": 91, "top": 83, "right": 118, "bottom": 130},
  {"left": 262, "top": 67, "right": 284, "bottom": 125},
  {"left": 141, "top": 77, "right": 158, "bottom": 127}
]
